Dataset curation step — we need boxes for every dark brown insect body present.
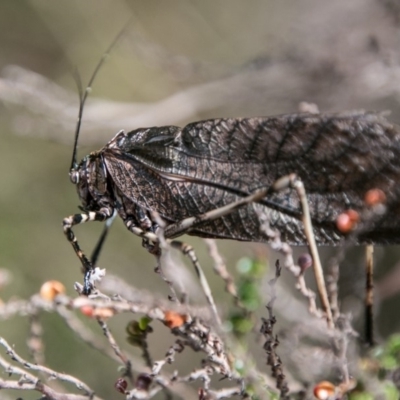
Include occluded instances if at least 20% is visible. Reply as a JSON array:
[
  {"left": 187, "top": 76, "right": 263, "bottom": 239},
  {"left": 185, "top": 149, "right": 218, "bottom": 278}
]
[{"left": 64, "top": 111, "right": 400, "bottom": 293}]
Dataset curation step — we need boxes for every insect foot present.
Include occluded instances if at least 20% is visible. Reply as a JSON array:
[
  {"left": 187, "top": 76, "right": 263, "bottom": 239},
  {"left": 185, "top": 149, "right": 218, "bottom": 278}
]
[{"left": 63, "top": 211, "right": 111, "bottom": 294}]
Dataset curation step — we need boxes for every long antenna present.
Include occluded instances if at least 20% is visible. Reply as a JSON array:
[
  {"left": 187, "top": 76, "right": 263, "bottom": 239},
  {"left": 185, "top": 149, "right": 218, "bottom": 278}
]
[{"left": 70, "top": 19, "right": 132, "bottom": 172}]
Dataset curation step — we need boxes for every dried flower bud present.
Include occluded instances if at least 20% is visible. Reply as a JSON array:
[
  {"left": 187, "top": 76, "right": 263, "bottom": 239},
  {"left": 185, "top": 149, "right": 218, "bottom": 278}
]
[
  {"left": 114, "top": 378, "right": 128, "bottom": 394},
  {"left": 39, "top": 280, "right": 66, "bottom": 301},
  {"left": 298, "top": 253, "right": 313, "bottom": 272},
  {"left": 94, "top": 307, "right": 115, "bottom": 319},
  {"left": 198, "top": 388, "right": 210, "bottom": 400},
  {"left": 135, "top": 373, "right": 152, "bottom": 391}
]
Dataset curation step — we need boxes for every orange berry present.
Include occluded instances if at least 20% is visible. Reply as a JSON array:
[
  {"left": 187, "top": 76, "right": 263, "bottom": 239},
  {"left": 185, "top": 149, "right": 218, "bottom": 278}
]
[
  {"left": 39, "top": 280, "right": 66, "bottom": 301},
  {"left": 80, "top": 306, "right": 114, "bottom": 319},
  {"left": 365, "top": 188, "right": 386, "bottom": 206},
  {"left": 163, "top": 311, "right": 187, "bottom": 329},
  {"left": 346, "top": 209, "right": 360, "bottom": 222},
  {"left": 80, "top": 305, "right": 94, "bottom": 318},
  {"left": 336, "top": 209, "right": 359, "bottom": 233},
  {"left": 313, "top": 381, "right": 336, "bottom": 399}
]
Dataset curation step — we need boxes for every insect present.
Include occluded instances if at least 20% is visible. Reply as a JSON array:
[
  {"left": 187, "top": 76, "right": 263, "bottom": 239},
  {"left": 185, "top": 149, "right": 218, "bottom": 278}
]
[{"left": 63, "top": 42, "right": 400, "bottom": 295}]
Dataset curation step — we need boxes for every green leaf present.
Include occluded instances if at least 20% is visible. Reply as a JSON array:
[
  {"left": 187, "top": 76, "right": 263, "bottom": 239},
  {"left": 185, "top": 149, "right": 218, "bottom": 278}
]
[{"left": 138, "top": 316, "right": 153, "bottom": 331}]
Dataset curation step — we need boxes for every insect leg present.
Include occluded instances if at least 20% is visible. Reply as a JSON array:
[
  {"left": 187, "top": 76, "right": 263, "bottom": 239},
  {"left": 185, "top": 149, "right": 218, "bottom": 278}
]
[
  {"left": 90, "top": 210, "right": 117, "bottom": 266},
  {"left": 169, "top": 239, "right": 221, "bottom": 325},
  {"left": 164, "top": 175, "right": 294, "bottom": 239},
  {"left": 63, "top": 208, "right": 113, "bottom": 294},
  {"left": 122, "top": 217, "right": 221, "bottom": 323},
  {"left": 123, "top": 219, "right": 159, "bottom": 243},
  {"left": 165, "top": 176, "right": 333, "bottom": 328}
]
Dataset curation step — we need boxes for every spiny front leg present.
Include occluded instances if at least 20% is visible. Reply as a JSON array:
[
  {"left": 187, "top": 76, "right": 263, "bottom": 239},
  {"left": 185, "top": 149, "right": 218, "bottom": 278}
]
[{"left": 63, "top": 208, "right": 113, "bottom": 295}]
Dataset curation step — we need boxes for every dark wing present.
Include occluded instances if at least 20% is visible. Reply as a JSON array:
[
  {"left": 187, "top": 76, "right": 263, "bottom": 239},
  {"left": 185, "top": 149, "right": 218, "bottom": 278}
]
[
  {"left": 103, "top": 149, "right": 282, "bottom": 243},
  {"left": 104, "top": 112, "right": 400, "bottom": 245}
]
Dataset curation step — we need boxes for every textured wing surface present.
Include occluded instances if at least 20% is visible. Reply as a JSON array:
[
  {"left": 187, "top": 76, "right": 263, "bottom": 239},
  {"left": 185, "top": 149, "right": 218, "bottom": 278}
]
[{"left": 106, "top": 112, "right": 400, "bottom": 244}]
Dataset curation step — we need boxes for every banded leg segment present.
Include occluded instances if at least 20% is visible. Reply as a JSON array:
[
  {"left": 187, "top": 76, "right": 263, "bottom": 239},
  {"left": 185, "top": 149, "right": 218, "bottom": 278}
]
[{"left": 63, "top": 209, "right": 113, "bottom": 294}]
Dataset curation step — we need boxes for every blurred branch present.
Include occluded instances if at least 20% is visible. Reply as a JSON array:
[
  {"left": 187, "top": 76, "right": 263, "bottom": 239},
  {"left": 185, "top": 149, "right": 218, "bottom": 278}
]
[
  {"left": 204, "top": 238, "right": 238, "bottom": 302},
  {"left": 3, "top": 31, "right": 400, "bottom": 146},
  {"left": 0, "top": 336, "right": 97, "bottom": 400}
]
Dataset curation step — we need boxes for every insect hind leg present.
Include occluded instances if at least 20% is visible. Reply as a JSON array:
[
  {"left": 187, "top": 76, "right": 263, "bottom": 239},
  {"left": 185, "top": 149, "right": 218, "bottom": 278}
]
[
  {"left": 163, "top": 175, "right": 296, "bottom": 239},
  {"left": 90, "top": 210, "right": 117, "bottom": 266},
  {"left": 63, "top": 208, "right": 113, "bottom": 294},
  {"left": 169, "top": 239, "right": 221, "bottom": 323},
  {"left": 122, "top": 215, "right": 221, "bottom": 322}
]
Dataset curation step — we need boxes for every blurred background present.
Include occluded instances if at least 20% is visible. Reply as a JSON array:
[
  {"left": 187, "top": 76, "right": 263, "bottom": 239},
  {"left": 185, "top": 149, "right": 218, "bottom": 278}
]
[{"left": 2, "top": 1, "right": 400, "bottom": 398}]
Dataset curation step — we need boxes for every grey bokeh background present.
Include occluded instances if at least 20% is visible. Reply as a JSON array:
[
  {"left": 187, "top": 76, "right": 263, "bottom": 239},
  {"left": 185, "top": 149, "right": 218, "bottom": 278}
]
[{"left": 2, "top": 1, "right": 400, "bottom": 398}]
